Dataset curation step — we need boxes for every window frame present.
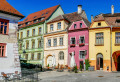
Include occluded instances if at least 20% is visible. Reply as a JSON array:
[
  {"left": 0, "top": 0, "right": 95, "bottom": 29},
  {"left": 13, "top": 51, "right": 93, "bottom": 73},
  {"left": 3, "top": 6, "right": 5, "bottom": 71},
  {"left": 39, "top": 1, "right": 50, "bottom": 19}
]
[
  {"left": 70, "top": 37, "right": 76, "bottom": 44},
  {"left": 37, "top": 53, "right": 41, "bottom": 60},
  {"left": 59, "top": 37, "right": 63, "bottom": 46},
  {"left": 38, "top": 27, "right": 42, "bottom": 35},
  {"left": 31, "top": 53, "right": 34, "bottom": 60},
  {"left": 32, "top": 29, "right": 35, "bottom": 36},
  {"left": 80, "top": 23, "right": 82, "bottom": 28},
  {"left": 57, "top": 22, "right": 61, "bottom": 30},
  {"left": 0, "top": 18, "right": 9, "bottom": 35},
  {"left": 0, "top": 43, "right": 6, "bottom": 57},
  {"left": 95, "top": 32, "right": 104, "bottom": 45},
  {"left": 50, "top": 24, "right": 54, "bottom": 31},
  {"left": 27, "top": 30, "right": 29, "bottom": 37},
  {"left": 79, "top": 36, "right": 85, "bottom": 44},
  {"left": 74, "top": 24, "right": 77, "bottom": 29},
  {"left": 79, "top": 51, "right": 85, "bottom": 59},
  {"left": 59, "top": 51, "right": 64, "bottom": 60},
  {"left": 38, "top": 40, "right": 42, "bottom": 48},
  {"left": 48, "top": 39, "right": 51, "bottom": 47},
  {"left": 32, "top": 40, "right": 35, "bottom": 49},
  {"left": 26, "top": 41, "right": 29, "bottom": 49},
  {"left": 53, "top": 38, "right": 57, "bottom": 47},
  {"left": 115, "top": 32, "right": 120, "bottom": 44}
]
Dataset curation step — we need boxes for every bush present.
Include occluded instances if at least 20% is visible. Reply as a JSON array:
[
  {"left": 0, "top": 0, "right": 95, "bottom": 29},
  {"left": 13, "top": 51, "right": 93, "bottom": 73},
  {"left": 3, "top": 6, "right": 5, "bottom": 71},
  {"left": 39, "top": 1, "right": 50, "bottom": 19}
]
[
  {"left": 85, "top": 59, "right": 90, "bottom": 70},
  {"left": 80, "top": 64, "right": 82, "bottom": 71}
]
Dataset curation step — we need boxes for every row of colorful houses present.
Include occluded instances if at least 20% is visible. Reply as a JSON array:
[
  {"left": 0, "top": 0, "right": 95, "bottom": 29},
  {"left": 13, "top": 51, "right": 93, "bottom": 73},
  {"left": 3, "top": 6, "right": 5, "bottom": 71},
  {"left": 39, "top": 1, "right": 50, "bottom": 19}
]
[{"left": 17, "top": 5, "right": 120, "bottom": 72}]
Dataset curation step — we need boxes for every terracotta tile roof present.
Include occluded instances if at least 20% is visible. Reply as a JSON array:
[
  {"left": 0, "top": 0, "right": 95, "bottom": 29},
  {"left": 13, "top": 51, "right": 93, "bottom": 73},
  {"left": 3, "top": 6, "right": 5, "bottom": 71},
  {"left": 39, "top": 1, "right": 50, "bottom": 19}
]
[
  {"left": 47, "top": 11, "right": 90, "bottom": 27},
  {"left": 94, "top": 13, "right": 120, "bottom": 27},
  {"left": 18, "top": 5, "right": 59, "bottom": 28},
  {"left": 0, "top": 0, "right": 24, "bottom": 18}
]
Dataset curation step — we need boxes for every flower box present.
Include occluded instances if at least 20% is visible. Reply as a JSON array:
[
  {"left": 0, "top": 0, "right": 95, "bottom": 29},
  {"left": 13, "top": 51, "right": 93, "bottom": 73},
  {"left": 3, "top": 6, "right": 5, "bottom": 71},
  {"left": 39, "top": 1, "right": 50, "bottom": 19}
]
[
  {"left": 79, "top": 43, "right": 85, "bottom": 47},
  {"left": 70, "top": 44, "right": 75, "bottom": 47}
]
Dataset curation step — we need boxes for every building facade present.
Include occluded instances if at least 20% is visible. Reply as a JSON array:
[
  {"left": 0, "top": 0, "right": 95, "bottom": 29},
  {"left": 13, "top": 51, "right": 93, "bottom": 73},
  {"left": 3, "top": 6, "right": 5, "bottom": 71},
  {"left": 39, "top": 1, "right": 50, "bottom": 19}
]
[
  {"left": 0, "top": 0, "right": 24, "bottom": 78},
  {"left": 18, "top": 5, "right": 64, "bottom": 65},
  {"left": 89, "top": 5, "right": 120, "bottom": 71},
  {"left": 68, "top": 19, "right": 90, "bottom": 69}
]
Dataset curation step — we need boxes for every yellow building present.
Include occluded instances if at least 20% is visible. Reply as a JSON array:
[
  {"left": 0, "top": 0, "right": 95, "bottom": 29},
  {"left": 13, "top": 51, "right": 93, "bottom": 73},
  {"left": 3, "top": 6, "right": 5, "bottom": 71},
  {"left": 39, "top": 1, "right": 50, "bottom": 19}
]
[{"left": 89, "top": 5, "right": 120, "bottom": 72}]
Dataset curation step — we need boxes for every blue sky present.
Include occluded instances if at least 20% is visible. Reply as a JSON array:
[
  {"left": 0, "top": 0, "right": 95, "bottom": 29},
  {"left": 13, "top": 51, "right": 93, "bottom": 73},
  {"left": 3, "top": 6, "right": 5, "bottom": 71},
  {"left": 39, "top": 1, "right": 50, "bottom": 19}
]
[{"left": 7, "top": 0, "right": 120, "bottom": 22}]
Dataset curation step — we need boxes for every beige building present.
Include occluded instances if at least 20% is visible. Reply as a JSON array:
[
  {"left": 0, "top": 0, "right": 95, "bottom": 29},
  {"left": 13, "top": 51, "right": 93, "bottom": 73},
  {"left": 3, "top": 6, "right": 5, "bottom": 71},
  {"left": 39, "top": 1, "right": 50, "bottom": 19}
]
[{"left": 44, "top": 16, "right": 69, "bottom": 67}]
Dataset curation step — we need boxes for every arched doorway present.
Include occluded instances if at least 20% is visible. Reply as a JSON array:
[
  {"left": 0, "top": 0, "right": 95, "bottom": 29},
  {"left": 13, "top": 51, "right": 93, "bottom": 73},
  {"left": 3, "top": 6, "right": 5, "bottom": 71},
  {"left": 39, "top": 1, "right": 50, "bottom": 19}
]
[
  {"left": 96, "top": 53, "right": 103, "bottom": 70},
  {"left": 117, "top": 55, "right": 120, "bottom": 71},
  {"left": 47, "top": 56, "right": 52, "bottom": 67}
]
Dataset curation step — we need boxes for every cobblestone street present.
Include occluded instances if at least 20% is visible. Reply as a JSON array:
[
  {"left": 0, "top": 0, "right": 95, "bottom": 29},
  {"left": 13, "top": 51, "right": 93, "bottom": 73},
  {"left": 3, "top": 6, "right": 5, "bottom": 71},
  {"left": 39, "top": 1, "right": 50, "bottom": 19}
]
[{"left": 39, "top": 71, "right": 120, "bottom": 82}]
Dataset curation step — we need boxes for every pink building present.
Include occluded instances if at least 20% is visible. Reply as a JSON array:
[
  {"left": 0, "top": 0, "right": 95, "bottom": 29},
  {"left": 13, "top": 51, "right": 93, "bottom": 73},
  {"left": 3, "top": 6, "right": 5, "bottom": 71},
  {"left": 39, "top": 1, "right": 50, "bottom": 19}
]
[{"left": 68, "top": 18, "right": 90, "bottom": 69}]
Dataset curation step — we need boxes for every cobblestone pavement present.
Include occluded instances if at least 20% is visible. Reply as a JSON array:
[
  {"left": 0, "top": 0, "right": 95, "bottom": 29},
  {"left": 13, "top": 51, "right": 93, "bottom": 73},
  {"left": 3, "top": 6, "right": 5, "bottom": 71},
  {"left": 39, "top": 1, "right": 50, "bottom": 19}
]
[{"left": 39, "top": 70, "right": 120, "bottom": 82}]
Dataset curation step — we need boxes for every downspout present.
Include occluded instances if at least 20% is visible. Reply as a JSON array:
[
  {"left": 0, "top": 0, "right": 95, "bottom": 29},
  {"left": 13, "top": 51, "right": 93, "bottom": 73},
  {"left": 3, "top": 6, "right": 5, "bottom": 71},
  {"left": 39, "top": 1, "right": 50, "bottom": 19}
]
[{"left": 111, "top": 25, "right": 112, "bottom": 72}]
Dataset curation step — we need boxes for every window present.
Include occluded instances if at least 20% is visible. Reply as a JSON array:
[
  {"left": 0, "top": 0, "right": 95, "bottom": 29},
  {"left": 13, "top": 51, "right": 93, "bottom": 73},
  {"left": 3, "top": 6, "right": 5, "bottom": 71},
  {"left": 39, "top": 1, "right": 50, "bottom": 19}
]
[
  {"left": 116, "top": 19, "right": 120, "bottom": 23},
  {"left": 0, "top": 18, "right": 9, "bottom": 34},
  {"left": 32, "top": 40, "right": 35, "bottom": 49},
  {"left": 60, "top": 37, "right": 63, "bottom": 46},
  {"left": 115, "top": 32, "right": 120, "bottom": 44},
  {"left": 37, "top": 53, "right": 41, "bottom": 60},
  {"left": 71, "top": 37, "right": 76, "bottom": 44},
  {"left": 20, "top": 43, "right": 22, "bottom": 50},
  {"left": 27, "top": 30, "right": 29, "bottom": 37},
  {"left": 74, "top": 24, "right": 77, "bottom": 29},
  {"left": 98, "top": 22, "right": 101, "bottom": 26},
  {"left": 25, "top": 54, "right": 28, "bottom": 60},
  {"left": 59, "top": 51, "right": 64, "bottom": 60},
  {"left": 57, "top": 22, "right": 61, "bottom": 29},
  {"left": 31, "top": 53, "right": 34, "bottom": 60},
  {"left": 32, "top": 29, "right": 35, "bottom": 36},
  {"left": 48, "top": 39, "right": 51, "bottom": 47},
  {"left": 79, "top": 51, "right": 85, "bottom": 59},
  {"left": 53, "top": 38, "right": 57, "bottom": 46},
  {"left": 25, "top": 22, "right": 29, "bottom": 25},
  {"left": 79, "top": 36, "right": 85, "bottom": 44},
  {"left": 26, "top": 41, "right": 29, "bottom": 49},
  {"left": 38, "top": 27, "right": 42, "bottom": 35},
  {"left": 0, "top": 43, "right": 6, "bottom": 57},
  {"left": 50, "top": 24, "right": 53, "bottom": 31},
  {"left": 38, "top": 40, "right": 42, "bottom": 48},
  {"left": 17, "top": 33, "right": 19, "bottom": 39},
  {"left": 34, "top": 19, "right": 38, "bottom": 23},
  {"left": 80, "top": 23, "right": 82, "bottom": 28},
  {"left": 20, "top": 32, "right": 23, "bottom": 39},
  {"left": 96, "top": 33, "right": 104, "bottom": 45}
]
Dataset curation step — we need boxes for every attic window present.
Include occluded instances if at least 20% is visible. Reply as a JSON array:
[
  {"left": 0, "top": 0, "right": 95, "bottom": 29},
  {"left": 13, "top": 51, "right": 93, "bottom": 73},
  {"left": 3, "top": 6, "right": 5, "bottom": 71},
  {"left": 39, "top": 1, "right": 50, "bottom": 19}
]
[
  {"left": 116, "top": 19, "right": 120, "bottom": 23},
  {"left": 25, "top": 22, "right": 30, "bottom": 25},
  {"left": 34, "top": 16, "right": 37, "bottom": 18},
  {"left": 41, "top": 14, "right": 44, "bottom": 16},
  {"left": 46, "top": 12, "right": 48, "bottom": 14},
  {"left": 98, "top": 22, "right": 101, "bottom": 26},
  {"left": 25, "top": 19, "right": 28, "bottom": 21},
  {"left": 18, "top": 24, "right": 22, "bottom": 27},
  {"left": 41, "top": 17, "right": 44, "bottom": 21},
  {"left": 34, "top": 19, "right": 38, "bottom": 23}
]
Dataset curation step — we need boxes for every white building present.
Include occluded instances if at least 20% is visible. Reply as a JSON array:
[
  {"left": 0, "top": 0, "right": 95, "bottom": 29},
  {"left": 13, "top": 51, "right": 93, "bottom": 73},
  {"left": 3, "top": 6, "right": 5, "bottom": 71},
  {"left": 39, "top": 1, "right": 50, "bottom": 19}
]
[{"left": 0, "top": 0, "right": 24, "bottom": 79}]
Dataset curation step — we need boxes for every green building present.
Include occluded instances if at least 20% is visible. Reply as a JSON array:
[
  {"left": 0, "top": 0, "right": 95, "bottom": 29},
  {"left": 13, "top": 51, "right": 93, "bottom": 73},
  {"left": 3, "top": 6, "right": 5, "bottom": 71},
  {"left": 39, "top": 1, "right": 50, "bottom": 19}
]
[{"left": 17, "top": 5, "right": 64, "bottom": 65}]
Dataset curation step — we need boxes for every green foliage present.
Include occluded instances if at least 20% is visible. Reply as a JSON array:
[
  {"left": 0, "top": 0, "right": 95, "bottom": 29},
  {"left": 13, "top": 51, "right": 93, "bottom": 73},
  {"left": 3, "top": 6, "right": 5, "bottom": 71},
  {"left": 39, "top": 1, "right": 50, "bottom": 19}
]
[
  {"left": 48, "top": 64, "right": 49, "bottom": 67},
  {"left": 74, "top": 65, "right": 78, "bottom": 73},
  {"left": 80, "top": 64, "right": 82, "bottom": 70},
  {"left": 85, "top": 59, "right": 90, "bottom": 70}
]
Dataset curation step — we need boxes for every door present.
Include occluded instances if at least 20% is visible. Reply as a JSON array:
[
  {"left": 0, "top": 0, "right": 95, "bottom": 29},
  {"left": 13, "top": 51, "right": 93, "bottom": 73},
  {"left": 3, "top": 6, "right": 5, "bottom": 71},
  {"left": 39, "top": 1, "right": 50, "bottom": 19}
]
[
  {"left": 117, "top": 55, "right": 120, "bottom": 71},
  {"left": 97, "top": 54, "right": 103, "bottom": 70},
  {"left": 47, "top": 56, "right": 52, "bottom": 67}
]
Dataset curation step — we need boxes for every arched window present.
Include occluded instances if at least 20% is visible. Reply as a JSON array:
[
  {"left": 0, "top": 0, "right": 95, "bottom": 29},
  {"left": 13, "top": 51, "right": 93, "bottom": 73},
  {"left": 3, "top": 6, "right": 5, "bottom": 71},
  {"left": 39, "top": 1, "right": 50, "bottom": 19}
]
[{"left": 59, "top": 51, "right": 64, "bottom": 60}]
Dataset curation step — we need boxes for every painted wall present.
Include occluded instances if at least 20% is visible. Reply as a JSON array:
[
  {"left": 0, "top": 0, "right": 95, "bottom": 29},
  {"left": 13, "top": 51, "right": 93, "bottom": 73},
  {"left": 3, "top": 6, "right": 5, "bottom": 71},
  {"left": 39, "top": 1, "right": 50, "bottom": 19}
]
[
  {"left": 68, "top": 21, "right": 89, "bottom": 68},
  {"left": 0, "top": 13, "right": 21, "bottom": 78},
  {"left": 91, "top": 21, "right": 108, "bottom": 28}
]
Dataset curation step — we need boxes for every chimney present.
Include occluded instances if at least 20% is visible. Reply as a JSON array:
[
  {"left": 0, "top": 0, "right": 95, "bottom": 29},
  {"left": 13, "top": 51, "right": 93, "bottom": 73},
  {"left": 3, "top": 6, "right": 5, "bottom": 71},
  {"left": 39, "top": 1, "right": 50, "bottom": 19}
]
[
  {"left": 111, "top": 5, "right": 114, "bottom": 15},
  {"left": 78, "top": 5, "right": 82, "bottom": 14},
  {"left": 91, "top": 15, "right": 94, "bottom": 22}
]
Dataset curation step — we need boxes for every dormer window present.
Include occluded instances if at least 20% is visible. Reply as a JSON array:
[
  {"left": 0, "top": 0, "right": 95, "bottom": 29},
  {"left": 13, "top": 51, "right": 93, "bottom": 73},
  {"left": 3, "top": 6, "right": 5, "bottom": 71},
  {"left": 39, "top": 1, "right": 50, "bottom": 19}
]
[
  {"left": 80, "top": 23, "right": 82, "bottom": 28},
  {"left": 57, "top": 22, "right": 61, "bottom": 30},
  {"left": 74, "top": 24, "right": 77, "bottom": 29},
  {"left": 18, "top": 24, "right": 22, "bottom": 27},
  {"left": 116, "top": 19, "right": 120, "bottom": 23},
  {"left": 34, "top": 19, "right": 38, "bottom": 23},
  {"left": 25, "top": 22, "right": 30, "bottom": 25},
  {"left": 98, "top": 22, "right": 101, "bottom": 26},
  {"left": 41, "top": 17, "right": 44, "bottom": 21}
]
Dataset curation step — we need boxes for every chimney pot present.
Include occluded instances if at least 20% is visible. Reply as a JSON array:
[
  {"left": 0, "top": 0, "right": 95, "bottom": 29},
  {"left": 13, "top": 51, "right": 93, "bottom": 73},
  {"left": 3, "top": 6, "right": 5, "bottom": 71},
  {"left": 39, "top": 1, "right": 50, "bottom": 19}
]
[
  {"left": 78, "top": 5, "right": 82, "bottom": 14},
  {"left": 111, "top": 5, "right": 114, "bottom": 15}
]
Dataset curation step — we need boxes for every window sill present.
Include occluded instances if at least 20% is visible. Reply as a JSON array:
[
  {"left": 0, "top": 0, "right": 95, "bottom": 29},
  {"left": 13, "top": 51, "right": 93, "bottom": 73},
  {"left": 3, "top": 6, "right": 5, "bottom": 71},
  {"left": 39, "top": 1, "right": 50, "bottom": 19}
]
[
  {"left": 115, "top": 44, "right": 120, "bottom": 46},
  {"left": 95, "top": 44, "right": 104, "bottom": 46}
]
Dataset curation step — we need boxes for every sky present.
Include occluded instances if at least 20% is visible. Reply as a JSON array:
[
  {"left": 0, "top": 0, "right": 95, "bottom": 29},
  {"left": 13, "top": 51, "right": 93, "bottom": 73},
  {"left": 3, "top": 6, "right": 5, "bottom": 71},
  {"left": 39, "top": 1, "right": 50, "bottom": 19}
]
[{"left": 7, "top": 0, "right": 120, "bottom": 22}]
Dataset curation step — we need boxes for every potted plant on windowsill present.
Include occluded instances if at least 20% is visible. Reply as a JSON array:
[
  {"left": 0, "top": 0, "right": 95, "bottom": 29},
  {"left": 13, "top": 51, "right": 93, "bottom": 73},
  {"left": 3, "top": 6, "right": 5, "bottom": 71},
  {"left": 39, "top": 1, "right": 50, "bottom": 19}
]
[
  {"left": 79, "top": 43, "right": 85, "bottom": 47},
  {"left": 70, "top": 44, "right": 76, "bottom": 47}
]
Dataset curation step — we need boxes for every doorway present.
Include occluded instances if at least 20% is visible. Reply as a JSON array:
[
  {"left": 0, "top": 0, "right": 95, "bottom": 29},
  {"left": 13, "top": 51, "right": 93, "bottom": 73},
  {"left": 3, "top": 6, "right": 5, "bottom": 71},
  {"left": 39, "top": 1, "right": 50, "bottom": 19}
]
[
  {"left": 97, "top": 54, "right": 103, "bottom": 70},
  {"left": 117, "top": 55, "right": 120, "bottom": 71}
]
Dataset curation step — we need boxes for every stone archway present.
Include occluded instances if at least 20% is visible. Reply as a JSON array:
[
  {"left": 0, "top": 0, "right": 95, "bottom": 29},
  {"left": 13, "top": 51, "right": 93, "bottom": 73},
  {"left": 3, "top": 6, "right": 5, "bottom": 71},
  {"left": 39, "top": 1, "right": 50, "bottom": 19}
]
[
  {"left": 112, "top": 51, "right": 120, "bottom": 71},
  {"left": 45, "top": 55, "right": 52, "bottom": 67}
]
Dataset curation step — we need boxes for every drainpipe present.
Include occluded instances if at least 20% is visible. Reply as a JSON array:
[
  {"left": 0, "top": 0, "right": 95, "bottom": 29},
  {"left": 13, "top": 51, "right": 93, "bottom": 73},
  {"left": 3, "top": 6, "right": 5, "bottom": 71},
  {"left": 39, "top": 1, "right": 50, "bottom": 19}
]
[{"left": 111, "top": 25, "right": 112, "bottom": 72}]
